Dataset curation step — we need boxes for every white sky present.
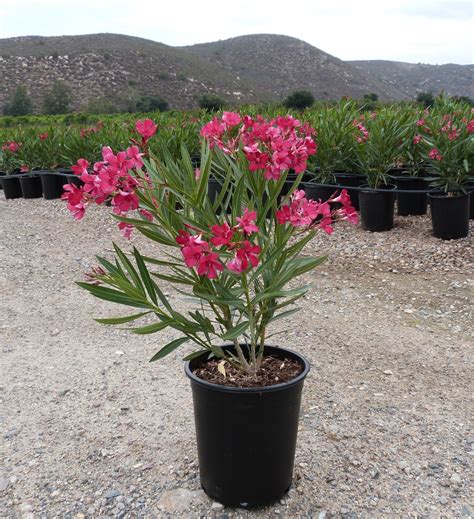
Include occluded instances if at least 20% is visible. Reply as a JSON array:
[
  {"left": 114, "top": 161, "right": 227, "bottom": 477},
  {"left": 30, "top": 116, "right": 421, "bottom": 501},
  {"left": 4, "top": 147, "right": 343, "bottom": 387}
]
[{"left": 0, "top": 0, "right": 473, "bottom": 64}]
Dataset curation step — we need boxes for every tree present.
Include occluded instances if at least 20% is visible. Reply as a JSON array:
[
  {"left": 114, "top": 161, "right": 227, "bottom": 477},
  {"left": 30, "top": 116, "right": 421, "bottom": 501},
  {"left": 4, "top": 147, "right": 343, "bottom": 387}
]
[
  {"left": 42, "top": 80, "right": 73, "bottom": 114},
  {"left": 3, "top": 85, "right": 33, "bottom": 116},
  {"left": 135, "top": 95, "right": 169, "bottom": 112},
  {"left": 283, "top": 90, "right": 315, "bottom": 110},
  {"left": 363, "top": 93, "right": 378, "bottom": 102},
  {"left": 198, "top": 94, "right": 225, "bottom": 111},
  {"left": 416, "top": 91, "right": 434, "bottom": 109}
]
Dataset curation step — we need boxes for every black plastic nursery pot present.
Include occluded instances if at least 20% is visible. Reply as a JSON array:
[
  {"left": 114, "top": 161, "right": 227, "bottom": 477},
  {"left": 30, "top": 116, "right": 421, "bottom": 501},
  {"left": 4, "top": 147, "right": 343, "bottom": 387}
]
[
  {"left": 2, "top": 174, "right": 22, "bottom": 199},
  {"left": 359, "top": 185, "right": 396, "bottom": 232},
  {"left": 185, "top": 345, "right": 310, "bottom": 507},
  {"left": 428, "top": 192, "right": 470, "bottom": 240},
  {"left": 65, "top": 174, "right": 84, "bottom": 188},
  {"left": 40, "top": 172, "right": 65, "bottom": 199},
  {"left": 19, "top": 174, "right": 43, "bottom": 199},
  {"left": 302, "top": 182, "right": 338, "bottom": 204},
  {"left": 208, "top": 178, "right": 232, "bottom": 214},
  {"left": 395, "top": 176, "right": 428, "bottom": 216},
  {"left": 0, "top": 171, "right": 6, "bottom": 190},
  {"left": 467, "top": 182, "right": 474, "bottom": 220}
]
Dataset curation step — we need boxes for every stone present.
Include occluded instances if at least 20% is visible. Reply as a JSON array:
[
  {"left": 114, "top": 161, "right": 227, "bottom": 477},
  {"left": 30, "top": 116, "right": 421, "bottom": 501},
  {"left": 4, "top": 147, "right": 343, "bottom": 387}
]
[
  {"left": 0, "top": 477, "right": 9, "bottom": 492},
  {"left": 450, "top": 473, "right": 462, "bottom": 484},
  {"left": 105, "top": 489, "right": 122, "bottom": 499},
  {"left": 439, "top": 496, "right": 448, "bottom": 505},
  {"left": 157, "top": 488, "right": 205, "bottom": 512},
  {"left": 211, "top": 501, "right": 224, "bottom": 511},
  {"left": 318, "top": 512, "right": 327, "bottom": 519}
]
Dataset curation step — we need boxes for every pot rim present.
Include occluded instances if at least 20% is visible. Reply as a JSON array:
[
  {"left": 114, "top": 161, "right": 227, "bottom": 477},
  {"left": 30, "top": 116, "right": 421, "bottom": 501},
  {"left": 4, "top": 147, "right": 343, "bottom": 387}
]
[
  {"left": 427, "top": 191, "right": 470, "bottom": 200},
  {"left": 185, "top": 344, "right": 310, "bottom": 394},
  {"left": 359, "top": 183, "right": 396, "bottom": 192}
]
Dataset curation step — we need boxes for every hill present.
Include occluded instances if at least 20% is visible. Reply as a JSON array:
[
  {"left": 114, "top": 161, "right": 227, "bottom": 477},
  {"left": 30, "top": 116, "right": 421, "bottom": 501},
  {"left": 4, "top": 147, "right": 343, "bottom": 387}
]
[
  {"left": 349, "top": 60, "right": 474, "bottom": 99},
  {"left": 182, "top": 34, "right": 404, "bottom": 101},
  {"left": 0, "top": 33, "right": 472, "bottom": 113},
  {"left": 0, "top": 34, "right": 263, "bottom": 112}
]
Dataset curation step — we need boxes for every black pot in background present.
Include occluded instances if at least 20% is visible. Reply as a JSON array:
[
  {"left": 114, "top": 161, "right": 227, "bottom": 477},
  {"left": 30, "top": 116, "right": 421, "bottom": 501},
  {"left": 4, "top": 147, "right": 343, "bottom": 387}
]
[
  {"left": 396, "top": 176, "right": 428, "bottom": 216},
  {"left": 185, "top": 345, "right": 310, "bottom": 507},
  {"left": 428, "top": 192, "right": 470, "bottom": 240},
  {"left": 65, "top": 174, "right": 84, "bottom": 188},
  {"left": 41, "top": 172, "right": 65, "bottom": 199},
  {"left": 359, "top": 185, "right": 396, "bottom": 232},
  {"left": 19, "top": 174, "right": 43, "bottom": 199},
  {"left": 334, "top": 172, "right": 366, "bottom": 211},
  {"left": 302, "top": 183, "right": 338, "bottom": 203},
  {"left": 208, "top": 178, "right": 232, "bottom": 214},
  {"left": 467, "top": 182, "right": 474, "bottom": 220},
  {"left": 0, "top": 171, "right": 6, "bottom": 190},
  {"left": 2, "top": 174, "right": 22, "bottom": 199}
]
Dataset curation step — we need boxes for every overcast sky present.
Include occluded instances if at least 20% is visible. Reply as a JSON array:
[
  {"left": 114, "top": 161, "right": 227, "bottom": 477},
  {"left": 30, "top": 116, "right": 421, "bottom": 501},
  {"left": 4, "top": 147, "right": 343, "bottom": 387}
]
[{"left": 0, "top": 0, "right": 473, "bottom": 64}]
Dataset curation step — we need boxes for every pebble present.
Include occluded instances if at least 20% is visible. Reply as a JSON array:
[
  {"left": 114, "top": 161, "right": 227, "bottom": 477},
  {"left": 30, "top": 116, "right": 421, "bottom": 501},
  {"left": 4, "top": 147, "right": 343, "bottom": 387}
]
[
  {"left": 450, "top": 473, "right": 462, "bottom": 484},
  {"left": 0, "top": 477, "right": 9, "bottom": 492},
  {"left": 157, "top": 488, "right": 205, "bottom": 512},
  {"left": 105, "top": 489, "right": 121, "bottom": 499},
  {"left": 211, "top": 501, "right": 224, "bottom": 511},
  {"left": 318, "top": 512, "right": 327, "bottom": 519},
  {"left": 439, "top": 496, "right": 448, "bottom": 505}
]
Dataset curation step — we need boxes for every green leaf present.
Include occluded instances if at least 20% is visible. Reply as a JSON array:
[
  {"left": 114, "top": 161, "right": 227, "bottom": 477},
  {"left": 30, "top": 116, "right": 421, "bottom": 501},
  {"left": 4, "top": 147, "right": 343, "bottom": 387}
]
[
  {"left": 149, "top": 337, "right": 189, "bottom": 362},
  {"left": 77, "top": 282, "right": 151, "bottom": 309},
  {"left": 95, "top": 311, "right": 150, "bottom": 325},
  {"left": 220, "top": 321, "right": 249, "bottom": 340},
  {"left": 132, "top": 320, "right": 170, "bottom": 334},
  {"left": 267, "top": 308, "right": 300, "bottom": 323},
  {"left": 133, "top": 247, "right": 158, "bottom": 305}
]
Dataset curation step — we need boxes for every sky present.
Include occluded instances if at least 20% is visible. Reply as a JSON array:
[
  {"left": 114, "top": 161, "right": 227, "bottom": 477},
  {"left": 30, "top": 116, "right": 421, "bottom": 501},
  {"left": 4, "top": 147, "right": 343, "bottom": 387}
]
[{"left": 0, "top": 0, "right": 473, "bottom": 64}]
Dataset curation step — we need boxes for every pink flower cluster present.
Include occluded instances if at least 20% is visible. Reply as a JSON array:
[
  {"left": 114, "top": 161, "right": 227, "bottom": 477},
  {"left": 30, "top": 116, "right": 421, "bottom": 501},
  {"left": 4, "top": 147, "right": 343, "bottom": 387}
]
[
  {"left": 175, "top": 209, "right": 261, "bottom": 278},
  {"left": 353, "top": 120, "right": 369, "bottom": 143},
  {"left": 38, "top": 132, "right": 49, "bottom": 141},
  {"left": 429, "top": 148, "right": 442, "bottom": 161},
  {"left": 201, "top": 112, "right": 317, "bottom": 180},
  {"left": 276, "top": 189, "right": 358, "bottom": 234},
  {"left": 63, "top": 119, "right": 158, "bottom": 234},
  {"left": 413, "top": 134, "right": 423, "bottom": 145},
  {"left": 2, "top": 141, "right": 21, "bottom": 153},
  {"left": 467, "top": 120, "right": 474, "bottom": 134}
]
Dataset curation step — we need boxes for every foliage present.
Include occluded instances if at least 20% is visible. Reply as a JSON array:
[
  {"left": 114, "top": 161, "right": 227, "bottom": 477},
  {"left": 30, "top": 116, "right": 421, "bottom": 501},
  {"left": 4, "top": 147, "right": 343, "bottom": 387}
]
[
  {"left": 416, "top": 91, "right": 435, "bottom": 109},
  {"left": 3, "top": 86, "right": 33, "bottom": 116},
  {"left": 198, "top": 94, "right": 226, "bottom": 112},
  {"left": 283, "top": 91, "right": 314, "bottom": 110},
  {"left": 42, "top": 80, "right": 73, "bottom": 115}
]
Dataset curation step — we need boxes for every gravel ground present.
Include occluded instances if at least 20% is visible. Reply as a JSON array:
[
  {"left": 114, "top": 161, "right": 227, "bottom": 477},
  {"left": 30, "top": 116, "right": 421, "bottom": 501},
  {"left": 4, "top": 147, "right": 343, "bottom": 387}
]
[{"left": 0, "top": 198, "right": 473, "bottom": 519}]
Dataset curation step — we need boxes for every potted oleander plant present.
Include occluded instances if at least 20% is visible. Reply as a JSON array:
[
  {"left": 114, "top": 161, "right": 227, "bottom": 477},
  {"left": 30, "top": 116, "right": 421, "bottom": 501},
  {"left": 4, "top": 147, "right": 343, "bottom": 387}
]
[
  {"left": 423, "top": 113, "right": 473, "bottom": 239},
  {"left": 354, "top": 108, "right": 410, "bottom": 231},
  {"left": 62, "top": 115, "right": 357, "bottom": 507}
]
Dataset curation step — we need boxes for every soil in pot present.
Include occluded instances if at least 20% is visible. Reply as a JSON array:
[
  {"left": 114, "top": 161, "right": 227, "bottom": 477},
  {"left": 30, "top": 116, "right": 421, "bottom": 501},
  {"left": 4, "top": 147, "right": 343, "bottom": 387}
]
[
  {"left": 359, "top": 185, "right": 396, "bottom": 232},
  {"left": 428, "top": 192, "right": 470, "bottom": 240},
  {"left": 396, "top": 176, "right": 428, "bottom": 216},
  {"left": 2, "top": 175, "right": 22, "bottom": 199},
  {"left": 186, "top": 345, "right": 309, "bottom": 507},
  {"left": 19, "top": 174, "right": 43, "bottom": 199}
]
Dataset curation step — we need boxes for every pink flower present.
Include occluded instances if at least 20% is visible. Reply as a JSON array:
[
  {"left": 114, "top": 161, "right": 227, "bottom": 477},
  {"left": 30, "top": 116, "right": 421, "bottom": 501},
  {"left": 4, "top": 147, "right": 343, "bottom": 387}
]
[
  {"left": 2, "top": 141, "right": 20, "bottom": 153},
  {"left": 112, "top": 191, "right": 139, "bottom": 215},
  {"left": 38, "top": 132, "right": 49, "bottom": 140},
  {"left": 197, "top": 252, "right": 224, "bottom": 279},
  {"left": 413, "top": 134, "right": 422, "bottom": 145},
  {"left": 194, "top": 167, "right": 201, "bottom": 180},
  {"left": 20, "top": 165, "right": 29, "bottom": 173},
  {"left": 467, "top": 120, "right": 474, "bottom": 134},
  {"left": 429, "top": 148, "right": 442, "bottom": 161},
  {"left": 118, "top": 222, "right": 134, "bottom": 240},
  {"left": 416, "top": 118, "right": 425, "bottom": 127},
  {"left": 71, "top": 158, "right": 90, "bottom": 177},
  {"left": 228, "top": 241, "right": 261, "bottom": 273},
  {"left": 176, "top": 230, "right": 207, "bottom": 248},
  {"left": 182, "top": 245, "right": 207, "bottom": 268},
  {"left": 135, "top": 119, "right": 157, "bottom": 141},
  {"left": 61, "top": 184, "right": 86, "bottom": 220},
  {"left": 447, "top": 128, "right": 460, "bottom": 141},
  {"left": 276, "top": 190, "right": 320, "bottom": 227},
  {"left": 126, "top": 145, "right": 144, "bottom": 169},
  {"left": 139, "top": 209, "right": 153, "bottom": 221},
  {"left": 236, "top": 208, "right": 259, "bottom": 234},
  {"left": 222, "top": 112, "right": 242, "bottom": 127},
  {"left": 210, "top": 223, "right": 234, "bottom": 247}
]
